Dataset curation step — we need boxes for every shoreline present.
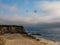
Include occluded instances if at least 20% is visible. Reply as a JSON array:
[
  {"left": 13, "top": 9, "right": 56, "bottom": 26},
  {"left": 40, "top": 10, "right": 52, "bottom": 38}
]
[{"left": 0, "top": 34, "right": 58, "bottom": 45}]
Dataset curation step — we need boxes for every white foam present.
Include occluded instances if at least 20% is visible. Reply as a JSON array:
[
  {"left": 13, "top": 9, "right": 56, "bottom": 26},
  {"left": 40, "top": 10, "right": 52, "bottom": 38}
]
[
  {"left": 32, "top": 35, "right": 59, "bottom": 45},
  {"left": 47, "top": 40, "right": 59, "bottom": 45},
  {"left": 56, "top": 42, "right": 60, "bottom": 45},
  {"left": 40, "top": 38, "right": 59, "bottom": 45}
]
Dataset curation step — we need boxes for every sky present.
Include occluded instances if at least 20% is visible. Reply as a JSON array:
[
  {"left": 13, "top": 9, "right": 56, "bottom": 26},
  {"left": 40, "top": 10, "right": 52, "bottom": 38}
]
[{"left": 0, "top": 0, "right": 60, "bottom": 25}]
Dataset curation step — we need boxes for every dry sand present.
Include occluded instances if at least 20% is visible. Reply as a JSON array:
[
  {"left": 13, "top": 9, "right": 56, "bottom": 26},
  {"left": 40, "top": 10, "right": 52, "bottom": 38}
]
[{"left": 0, "top": 34, "right": 58, "bottom": 45}]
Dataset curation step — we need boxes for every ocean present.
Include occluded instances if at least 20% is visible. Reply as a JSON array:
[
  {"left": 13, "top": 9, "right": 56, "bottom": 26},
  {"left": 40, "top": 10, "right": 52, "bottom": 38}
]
[{"left": 25, "top": 27, "right": 60, "bottom": 43}]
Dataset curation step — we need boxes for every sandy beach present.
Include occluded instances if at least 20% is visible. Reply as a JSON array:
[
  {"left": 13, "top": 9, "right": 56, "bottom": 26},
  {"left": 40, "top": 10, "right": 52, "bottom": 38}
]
[{"left": 0, "top": 34, "right": 58, "bottom": 45}]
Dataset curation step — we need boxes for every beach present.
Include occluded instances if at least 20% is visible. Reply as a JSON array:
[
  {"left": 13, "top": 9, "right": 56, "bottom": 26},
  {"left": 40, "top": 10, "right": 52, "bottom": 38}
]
[{"left": 0, "top": 34, "right": 58, "bottom": 45}]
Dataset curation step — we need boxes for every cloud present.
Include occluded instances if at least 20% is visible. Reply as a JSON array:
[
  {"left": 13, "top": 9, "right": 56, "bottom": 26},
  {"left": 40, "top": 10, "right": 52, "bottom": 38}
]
[
  {"left": 35, "top": 1, "right": 60, "bottom": 23},
  {"left": 8, "top": 6, "right": 18, "bottom": 12},
  {"left": 0, "top": 13, "right": 56, "bottom": 25},
  {"left": 0, "top": 13, "right": 40, "bottom": 24},
  {"left": 0, "top": 13, "right": 50, "bottom": 25},
  {"left": 0, "top": 4, "right": 18, "bottom": 12},
  {"left": 1, "top": 1, "right": 60, "bottom": 25}
]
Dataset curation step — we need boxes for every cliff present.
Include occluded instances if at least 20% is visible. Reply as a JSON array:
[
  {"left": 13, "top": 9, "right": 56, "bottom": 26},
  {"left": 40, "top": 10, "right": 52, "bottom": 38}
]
[
  {"left": 0, "top": 25, "right": 58, "bottom": 45},
  {"left": 0, "top": 25, "right": 26, "bottom": 34}
]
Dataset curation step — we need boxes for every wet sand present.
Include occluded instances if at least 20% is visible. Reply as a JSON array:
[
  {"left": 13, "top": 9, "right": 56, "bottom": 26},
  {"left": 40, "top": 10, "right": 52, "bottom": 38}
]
[{"left": 0, "top": 34, "right": 58, "bottom": 45}]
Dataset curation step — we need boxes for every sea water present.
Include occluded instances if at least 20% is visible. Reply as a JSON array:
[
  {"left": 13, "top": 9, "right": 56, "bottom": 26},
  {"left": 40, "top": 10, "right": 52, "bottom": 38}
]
[{"left": 25, "top": 27, "right": 60, "bottom": 45}]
